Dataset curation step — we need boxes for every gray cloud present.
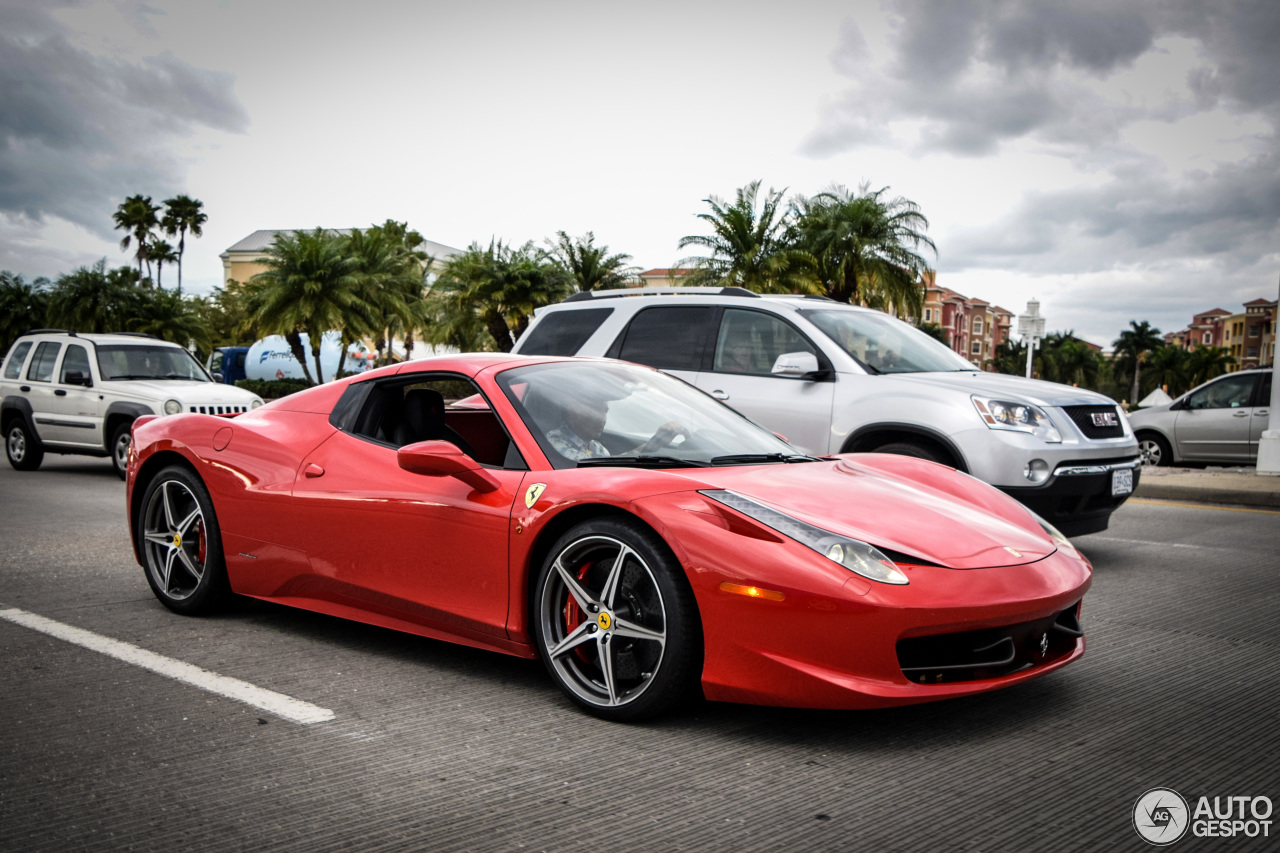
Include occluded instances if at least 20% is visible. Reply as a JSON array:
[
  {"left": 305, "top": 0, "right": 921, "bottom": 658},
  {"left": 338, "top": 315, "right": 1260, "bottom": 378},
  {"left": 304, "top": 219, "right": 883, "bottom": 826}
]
[{"left": 0, "top": 1, "right": 248, "bottom": 233}]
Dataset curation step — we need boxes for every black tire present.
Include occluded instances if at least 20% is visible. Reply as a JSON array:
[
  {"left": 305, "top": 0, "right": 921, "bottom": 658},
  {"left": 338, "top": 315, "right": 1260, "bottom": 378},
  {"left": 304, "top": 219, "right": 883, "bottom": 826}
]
[
  {"left": 137, "top": 465, "right": 235, "bottom": 615},
  {"left": 1138, "top": 432, "right": 1173, "bottom": 468},
  {"left": 533, "top": 516, "right": 701, "bottom": 721},
  {"left": 110, "top": 421, "right": 132, "bottom": 480},
  {"left": 5, "top": 418, "right": 44, "bottom": 471},
  {"left": 870, "top": 441, "right": 944, "bottom": 464}
]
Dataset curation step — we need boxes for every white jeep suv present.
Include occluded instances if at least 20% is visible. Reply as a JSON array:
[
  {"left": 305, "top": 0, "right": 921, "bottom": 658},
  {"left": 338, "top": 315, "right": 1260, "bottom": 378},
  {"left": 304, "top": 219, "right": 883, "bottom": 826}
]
[
  {"left": 2, "top": 330, "right": 264, "bottom": 478},
  {"left": 512, "top": 288, "right": 1142, "bottom": 536}
]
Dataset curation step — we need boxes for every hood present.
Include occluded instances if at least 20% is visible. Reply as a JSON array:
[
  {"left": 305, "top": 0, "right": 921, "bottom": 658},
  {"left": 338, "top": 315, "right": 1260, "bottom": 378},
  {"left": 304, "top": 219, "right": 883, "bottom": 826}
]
[
  {"left": 684, "top": 457, "right": 1054, "bottom": 569},
  {"left": 108, "top": 380, "right": 261, "bottom": 405},
  {"left": 888, "top": 371, "right": 1115, "bottom": 407}
]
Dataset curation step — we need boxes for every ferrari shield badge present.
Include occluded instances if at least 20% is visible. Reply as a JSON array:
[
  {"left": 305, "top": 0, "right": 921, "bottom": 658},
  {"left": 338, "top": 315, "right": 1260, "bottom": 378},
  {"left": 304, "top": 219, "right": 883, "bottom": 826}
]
[{"left": 525, "top": 483, "right": 546, "bottom": 509}]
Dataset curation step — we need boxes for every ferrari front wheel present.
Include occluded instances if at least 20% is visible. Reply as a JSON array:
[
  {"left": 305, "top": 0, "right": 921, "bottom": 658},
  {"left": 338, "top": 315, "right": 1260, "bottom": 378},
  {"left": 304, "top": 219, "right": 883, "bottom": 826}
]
[
  {"left": 534, "top": 517, "right": 701, "bottom": 721},
  {"left": 138, "top": 465, "right": 234, "bottom": 615}
]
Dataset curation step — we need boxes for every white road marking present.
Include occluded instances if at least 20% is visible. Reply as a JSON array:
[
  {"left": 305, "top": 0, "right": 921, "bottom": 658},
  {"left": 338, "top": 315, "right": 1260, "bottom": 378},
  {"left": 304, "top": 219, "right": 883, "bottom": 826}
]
[
  {"left": 1090, "top": 536, "right": 1204, "bottom": 549},
  {"left": 0, "top": 607, "right": 335, "bottom": 725}
]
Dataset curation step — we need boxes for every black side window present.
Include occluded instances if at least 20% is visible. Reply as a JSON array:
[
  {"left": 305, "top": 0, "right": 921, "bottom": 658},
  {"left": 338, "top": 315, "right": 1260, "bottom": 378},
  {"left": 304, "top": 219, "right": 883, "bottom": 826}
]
[
  {"left": 614, "top": 306, "right": 715, "bottom": 371},
  {"left": 1255, "top": 372, "right": 1272, "bottom": 408},
  {"left": 26, "top": 341, "right": 61, "bottom": 383},
  {"left": 518, "top": 308, "right": 614, "bottom": 356},
  {"left": 59, "top": 345, "right": 91, "bottom": 383},
  {"left": 3, "top": 341, "right": 32, "bottom": 380}
]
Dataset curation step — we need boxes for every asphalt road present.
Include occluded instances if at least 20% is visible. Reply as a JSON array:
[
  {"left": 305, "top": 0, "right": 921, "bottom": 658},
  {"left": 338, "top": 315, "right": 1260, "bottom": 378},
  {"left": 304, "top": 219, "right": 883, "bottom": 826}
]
[{"left": 2, "top": 454, "right": 1278, "bottom": 852}]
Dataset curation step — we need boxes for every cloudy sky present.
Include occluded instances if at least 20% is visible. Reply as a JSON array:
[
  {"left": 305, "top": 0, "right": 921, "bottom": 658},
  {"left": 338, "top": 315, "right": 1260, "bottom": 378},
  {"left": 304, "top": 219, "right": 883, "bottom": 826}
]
[{"left": 2, "top": 0, "right": 1277, "bottom": 346}]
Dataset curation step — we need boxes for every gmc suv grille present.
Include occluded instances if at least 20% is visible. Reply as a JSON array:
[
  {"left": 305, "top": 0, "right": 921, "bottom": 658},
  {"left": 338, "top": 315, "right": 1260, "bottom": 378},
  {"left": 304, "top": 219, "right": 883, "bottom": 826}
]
[{"left": 1062, "top": 405, "right": 1124, "bottom": 439}]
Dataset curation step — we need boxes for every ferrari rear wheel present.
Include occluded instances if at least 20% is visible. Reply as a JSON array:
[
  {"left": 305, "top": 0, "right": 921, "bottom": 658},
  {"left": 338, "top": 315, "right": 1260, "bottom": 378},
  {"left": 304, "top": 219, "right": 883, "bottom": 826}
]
[
  {"left": 535, "top": 517, "right": 701, "bottom": 721},
  {"left": 138, "top": 465, "right": 234, "bottom": 615}
]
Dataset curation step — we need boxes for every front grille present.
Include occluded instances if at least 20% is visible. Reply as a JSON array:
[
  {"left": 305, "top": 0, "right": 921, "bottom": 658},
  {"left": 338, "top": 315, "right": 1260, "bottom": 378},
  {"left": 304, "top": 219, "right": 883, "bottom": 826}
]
[
  {"left": 897, "top": 604, "right": 1082, "bottom": 684},
  {"left": 1062, "top": 405, "right": 1124, "bottom": 439},
  {"left": 189, "top": 405, "right": 248, "bottom": 414}
]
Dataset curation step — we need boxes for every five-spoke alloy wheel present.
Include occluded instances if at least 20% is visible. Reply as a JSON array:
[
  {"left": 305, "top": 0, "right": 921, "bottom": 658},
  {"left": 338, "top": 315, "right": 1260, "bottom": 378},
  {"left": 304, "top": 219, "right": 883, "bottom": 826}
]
[
  {"left": 138, "top": 465, "right": 233, "bottom": 614},
  {"left": 6, "top": 419, "right": 44, "bottom": 471},
  {"left": 535, "top": 518, "right": 700, "bottom": 721}
]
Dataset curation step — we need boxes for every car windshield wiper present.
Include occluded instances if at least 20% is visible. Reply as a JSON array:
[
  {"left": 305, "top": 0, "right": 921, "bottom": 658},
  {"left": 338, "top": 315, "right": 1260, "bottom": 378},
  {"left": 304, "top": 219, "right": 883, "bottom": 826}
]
[
  {"left": 709, "top": 453, "right": 820, "bottom": 466},
  {"left": 577, "top": 455, "right": 710, "bottom": 469}
]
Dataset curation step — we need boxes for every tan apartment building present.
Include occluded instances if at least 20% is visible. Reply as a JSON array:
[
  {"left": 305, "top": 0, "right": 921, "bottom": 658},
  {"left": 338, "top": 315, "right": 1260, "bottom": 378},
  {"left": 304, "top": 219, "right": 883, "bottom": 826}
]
[
  {"left": 1168, "top": 299, "right": 1276, "bottom": 369},
  {"left": 919, "top": 272, "right": 1013, "bottom": 368}
]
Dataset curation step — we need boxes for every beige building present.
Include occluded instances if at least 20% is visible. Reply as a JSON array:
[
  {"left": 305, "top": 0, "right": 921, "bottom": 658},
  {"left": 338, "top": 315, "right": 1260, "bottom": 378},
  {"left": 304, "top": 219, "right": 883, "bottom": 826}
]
[{"left": 220, "top": 229, "right": 462, "bottom": 286}]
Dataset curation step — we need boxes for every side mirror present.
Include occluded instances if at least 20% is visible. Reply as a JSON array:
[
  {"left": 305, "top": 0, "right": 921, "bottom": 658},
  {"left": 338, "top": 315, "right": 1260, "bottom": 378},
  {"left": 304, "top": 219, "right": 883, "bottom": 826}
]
[
  {"left": 64, "top": 370, "right": 92, "bottom": 387},
  {"left": 213, "top": 372, "right": 225, "bottom": 384},
  {"left": 397, "top": 440, "right": 498, "bottom": 492},
  {"left": 771, "top": 351, "right": 820, "bottom": 378}
]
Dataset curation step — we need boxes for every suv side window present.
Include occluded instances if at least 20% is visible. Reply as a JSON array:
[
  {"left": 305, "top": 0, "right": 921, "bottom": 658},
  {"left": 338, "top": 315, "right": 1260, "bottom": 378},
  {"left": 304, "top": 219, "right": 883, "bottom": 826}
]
[
  {"left": 518, "top": 308, "right": 614, "bottom": 356},
  {"left": 613, "top": 306, "right": 716, "bottom": 371},
  {"left": 713, "top": 309, "right": 817, "bottom": 375},
  {"left": 3, "top": 341, "right": 33, "bottom": 379},
  {"left": 1186, "top": 373, "right": 1256, "bottom": 410},
  {"left": 59, "top": 345, "right": 91, "bottom": 384},
  {"left": 26, "top": 341, "right": 61, "bottom": 383}
]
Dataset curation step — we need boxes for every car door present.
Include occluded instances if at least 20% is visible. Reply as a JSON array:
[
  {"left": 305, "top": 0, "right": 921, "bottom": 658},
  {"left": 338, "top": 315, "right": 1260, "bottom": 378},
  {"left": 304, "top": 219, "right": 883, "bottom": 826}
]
[
  {"left": 290, "top": 376, "right": 525, "bottom": 640},
  {"left": 1174, "top": 372, "right": 1259, "bottom": 463},
  {"left": 40, "top": 344, "right": 104, "bottom": 447},
  {"left": 1249, "top": 372, "right": 1272, "bottom": 461},
  {"left": 608, "top": 305, "right": 718, "bottom": 386},
  {"left": 22, "top": 340, "right": 62, "bottom": 444},
  {"left": 693, "top": 308, "right": 836, "bottom": 454}
]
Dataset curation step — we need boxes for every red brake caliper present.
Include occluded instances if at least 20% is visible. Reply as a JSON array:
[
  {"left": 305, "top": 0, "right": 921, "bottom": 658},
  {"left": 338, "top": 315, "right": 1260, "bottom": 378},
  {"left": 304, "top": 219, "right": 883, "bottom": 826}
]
[
  {"left": 195, "top": 519, "right": 207, "bottom": 565},
  {"left": 563, "top": 563, "right": 594, "bottom": 664}
]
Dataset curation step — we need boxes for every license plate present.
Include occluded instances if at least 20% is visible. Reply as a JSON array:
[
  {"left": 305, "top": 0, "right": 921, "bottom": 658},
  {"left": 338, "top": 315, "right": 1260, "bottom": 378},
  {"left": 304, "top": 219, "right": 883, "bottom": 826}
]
[{"left": 1111, "top": 468, "right": 1133, "bottom": 496}]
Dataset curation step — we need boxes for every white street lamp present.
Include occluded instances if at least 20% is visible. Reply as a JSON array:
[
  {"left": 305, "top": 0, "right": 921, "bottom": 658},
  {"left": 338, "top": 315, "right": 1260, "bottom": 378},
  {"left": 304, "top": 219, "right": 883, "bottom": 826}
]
[{"left": 1016, "top": 299, "right": 1046, "bottom": 379}]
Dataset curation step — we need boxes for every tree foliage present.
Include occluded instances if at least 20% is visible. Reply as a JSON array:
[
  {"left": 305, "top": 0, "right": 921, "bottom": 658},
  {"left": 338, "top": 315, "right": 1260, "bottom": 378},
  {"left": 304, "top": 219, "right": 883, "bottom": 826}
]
[
  {"left": 113, "top": 195, "right": 161, "bottom": 284},
  {"left": 161, "top": 195, "right": 207, "bottom": 294},
  {"left": 1, "top": 271, "right": 51, "bottom": 355},
  {"left": 548, "top": 231, "right": 638, "bottom": 291}
]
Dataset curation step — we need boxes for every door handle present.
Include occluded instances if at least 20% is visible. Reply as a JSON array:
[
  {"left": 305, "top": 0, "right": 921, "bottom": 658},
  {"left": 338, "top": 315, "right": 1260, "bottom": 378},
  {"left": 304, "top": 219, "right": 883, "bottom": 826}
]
[
  {"left": 54, "top": 389, "right": 67, "bottom": 396},
  {"left": 304, "top": 463, "right": 325, "bottom": 478},
  {"left": 711, "top": 389, "right": 730, "bottom": 401},
  {"left": 1256, "top": 410, "right": 1269, "bottom": 416},
  {"left": 19, "top": 385, "right": 30, "bottom": 392},
  {"left": 1232, "top": 411, "right": 1248, "bottom": 417}
]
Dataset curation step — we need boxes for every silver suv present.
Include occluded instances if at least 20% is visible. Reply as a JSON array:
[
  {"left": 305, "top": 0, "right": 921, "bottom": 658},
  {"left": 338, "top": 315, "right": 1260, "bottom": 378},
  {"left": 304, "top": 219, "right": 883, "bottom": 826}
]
[
  {"left": 2, "top": 330, "right": 264, "bottom": 478},
  {"left": 512, "top": 288, "right": 1141, "bottom": 536}
]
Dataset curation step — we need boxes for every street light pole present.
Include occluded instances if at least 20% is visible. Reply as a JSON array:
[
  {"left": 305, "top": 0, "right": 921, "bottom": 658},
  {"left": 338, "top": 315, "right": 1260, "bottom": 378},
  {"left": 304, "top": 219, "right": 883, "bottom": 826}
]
[
  {"left": 1017, "top": 299, "right": 1045, "bottom": 379},
  {"left": 1257, "top": 271, "right": 1280, "bottom": 476}
]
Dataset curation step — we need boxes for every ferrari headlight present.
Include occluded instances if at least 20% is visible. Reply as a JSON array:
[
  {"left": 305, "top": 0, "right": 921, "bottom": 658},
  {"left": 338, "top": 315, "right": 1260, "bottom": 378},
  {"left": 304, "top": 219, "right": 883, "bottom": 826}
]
[
  {"left": 163, "top": 399, "right": 182, "bottom": 415},
  {"left": 1026, "top": 508, "right": 1076, "bottom": 554},
  {"left": 700, "top": 490, "right": 909, "bottom": 584},
  {"left": 972, "top": 396, "right": 1061, "bottom": 443}
]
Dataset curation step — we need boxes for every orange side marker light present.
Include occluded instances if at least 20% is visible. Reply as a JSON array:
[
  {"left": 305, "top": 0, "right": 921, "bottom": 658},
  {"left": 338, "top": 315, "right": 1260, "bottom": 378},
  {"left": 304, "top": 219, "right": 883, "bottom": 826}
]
[{"left": 719, "top": 582, "right": 785, "bottom": 601}]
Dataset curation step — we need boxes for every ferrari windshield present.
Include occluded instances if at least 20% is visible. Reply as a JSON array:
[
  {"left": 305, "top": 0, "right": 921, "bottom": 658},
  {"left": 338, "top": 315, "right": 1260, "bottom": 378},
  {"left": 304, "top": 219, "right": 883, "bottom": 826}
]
[
  {"left": 800, "top": 308, "right": 976, "bottom": 374},
  {"left": 96, "top": 344, "right": 210, "bottom": 381},
  {"left": 497, "top": 361, "right": 805, "bottom": 469}
]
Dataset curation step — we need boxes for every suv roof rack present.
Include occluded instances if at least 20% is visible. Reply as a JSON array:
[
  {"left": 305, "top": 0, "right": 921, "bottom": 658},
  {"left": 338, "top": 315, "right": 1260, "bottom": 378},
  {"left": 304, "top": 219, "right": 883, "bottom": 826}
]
[
  {"left": 563, "top": 286, "right": 762, "bottom": 303},
  {"left": 23, "top": 328, "right": 73, "bottom": 335},
  {"left": 109, "top": 332, "right": 162, "bottom": 340}
]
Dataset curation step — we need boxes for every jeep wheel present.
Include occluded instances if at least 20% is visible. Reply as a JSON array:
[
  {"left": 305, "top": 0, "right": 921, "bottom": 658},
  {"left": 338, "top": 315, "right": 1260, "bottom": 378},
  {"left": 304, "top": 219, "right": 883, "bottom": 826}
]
[
  {"left": 110, "top": 422, "right": 132, "bottom": 480},
  {"left": 6, "top": 419, "right": 44, "bottom": 471}
]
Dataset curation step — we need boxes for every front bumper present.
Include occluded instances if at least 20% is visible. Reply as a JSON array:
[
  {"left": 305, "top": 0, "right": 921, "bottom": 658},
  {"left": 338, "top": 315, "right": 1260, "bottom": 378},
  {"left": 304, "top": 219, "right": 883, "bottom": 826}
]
[{"left": 998, "top": 457, "right": 1142, "bottom": 536}]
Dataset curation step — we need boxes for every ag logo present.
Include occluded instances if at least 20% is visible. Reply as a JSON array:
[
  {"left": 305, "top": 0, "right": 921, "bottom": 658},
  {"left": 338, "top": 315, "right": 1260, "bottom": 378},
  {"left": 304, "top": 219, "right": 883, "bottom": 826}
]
[
  {"left": 524, "top": 483, "right": 546, "bottom": 509},
  {"left": 1133, "top": 788, "right": 1189, "bottom": 845}
]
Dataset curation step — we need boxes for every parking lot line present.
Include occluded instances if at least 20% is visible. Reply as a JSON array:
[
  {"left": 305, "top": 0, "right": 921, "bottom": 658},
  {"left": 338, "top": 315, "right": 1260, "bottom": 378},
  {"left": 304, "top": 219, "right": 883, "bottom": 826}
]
[
  {"left": 1127, "top": 498, "right": 1280, "bottom": 515},
  {"left": 0, "top": 606, "right": 335, "bottom": 725}
]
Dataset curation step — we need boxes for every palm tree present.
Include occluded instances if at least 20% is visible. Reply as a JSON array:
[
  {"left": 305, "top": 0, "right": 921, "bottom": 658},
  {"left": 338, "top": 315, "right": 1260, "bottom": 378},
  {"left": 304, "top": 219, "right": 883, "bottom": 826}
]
[
  {"left": 249, "top": 229, "right": 362, "bottom": 384},
  {"left": 345, "top": 224, "right": 427, "bottom": 370},
  {"left": 1, "top": 272, "right": 51, "bottom": 355},
  {"left": 1144, "top": 345, "right": 1190, "bottom": 396},
  {"left": 991, "top": 339, "right": 1028, "bottom": 376},
  {"left": 1038, "top": 334, "right": 1100, "bottom": 387},
  {"left": 429, "top": 240, "right": 573, "bottom": 352},
  {"left": 129, "top": 290, "right": 211, "bottom": 355},
  {"left": 1186, "top": 345, "right": 1235, "bottom": 388},
  {"left": 548, "top": 231, "right": 638, "bottom": 291},
  {"left": 678, "top": 180, "right": 819, "bottom": 294},
  {"left": 113, "top": 195, "right": 161, "bottom": 284},
  {"left": 46, "top": 261, "right": 144, "bottom": 333},
  {"left": 149, "top": 240, "right": 179, "bottom": 289},
  {"left": 161, "top": 195, "right": 207, "bottom": 294},
  {"left": 1112, "top": 321, "right": 1163, "bottom": 403},
  {"left": 917, "top": 322, "right": 950, "bottom": 345},
  {"left": 202, "top": 279, "right": 261, "bottom": 347},
  {"left": 790, "top": 183, "right": 935, "bottom": 317}
]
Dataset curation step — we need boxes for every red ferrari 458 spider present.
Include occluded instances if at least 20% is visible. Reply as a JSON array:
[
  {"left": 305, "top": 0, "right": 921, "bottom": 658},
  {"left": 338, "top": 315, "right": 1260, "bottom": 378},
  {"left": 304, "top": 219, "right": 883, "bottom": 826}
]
[{"left": 126, "top": 354, "right": 1091, "bottom": 720}]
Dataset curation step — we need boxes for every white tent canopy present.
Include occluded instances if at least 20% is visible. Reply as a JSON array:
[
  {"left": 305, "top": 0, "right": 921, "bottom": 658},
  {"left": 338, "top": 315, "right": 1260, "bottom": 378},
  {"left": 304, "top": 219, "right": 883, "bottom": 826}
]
[{"left": 1137, "top": 387, "right": 1173, "bottom": 408}]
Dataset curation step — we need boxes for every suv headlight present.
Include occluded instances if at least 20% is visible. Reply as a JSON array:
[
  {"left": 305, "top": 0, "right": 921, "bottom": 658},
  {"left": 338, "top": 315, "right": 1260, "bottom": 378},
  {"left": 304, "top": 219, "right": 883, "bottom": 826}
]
[
  {"left": 700, "top": 490, "right": 909, "bottom": 584},
  {"left": 251, "top": 398, "right": 264, "bottom": 409},
  {"left": 972, "top": 396, "right": 1061, "bottom": 443},
  {"left": 163, "top": 399, "right": 182, "bottom": 415}
]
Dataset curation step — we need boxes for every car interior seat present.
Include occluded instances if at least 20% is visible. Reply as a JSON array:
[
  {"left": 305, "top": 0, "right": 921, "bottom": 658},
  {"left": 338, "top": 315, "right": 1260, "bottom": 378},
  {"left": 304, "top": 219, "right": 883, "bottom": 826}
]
[{"left": 396, "top": 388, "right": 476, "bottom": 458}]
